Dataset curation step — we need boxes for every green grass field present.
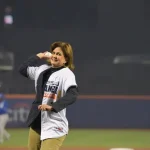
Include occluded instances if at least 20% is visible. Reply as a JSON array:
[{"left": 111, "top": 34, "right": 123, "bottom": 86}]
[{"left": 0, "top": 129, "right": 150, "bottom": 148}]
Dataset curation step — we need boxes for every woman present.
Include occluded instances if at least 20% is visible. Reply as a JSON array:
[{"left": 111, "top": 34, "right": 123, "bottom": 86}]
[{"left": 19, "top": 41, "right": 78, "bottom": 150}]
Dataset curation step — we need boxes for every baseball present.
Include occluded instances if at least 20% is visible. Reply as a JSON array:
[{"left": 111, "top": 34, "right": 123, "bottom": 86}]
[{"left": 45, "top": 52, "right": 51, "bottom": 57}]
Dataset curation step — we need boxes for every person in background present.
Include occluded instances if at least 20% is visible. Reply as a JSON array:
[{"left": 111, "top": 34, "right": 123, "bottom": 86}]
[
  {"left": 19, "top": 41, "right": 78, "bottom": 150},
  {"left": 0, "top": 93, "right": 10, "bottom": 143}
]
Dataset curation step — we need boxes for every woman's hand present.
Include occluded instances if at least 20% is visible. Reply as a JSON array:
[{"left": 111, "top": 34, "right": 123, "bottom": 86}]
[
  {"left": 38, "top": 104, "right": 53, "bottom": 111},
  {"left": 36, "top": 51, "right": 52, "bottom": 59}
]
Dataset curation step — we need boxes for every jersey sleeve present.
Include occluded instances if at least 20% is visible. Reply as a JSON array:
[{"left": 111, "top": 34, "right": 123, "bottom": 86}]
[
  {"left": 19, "top": 56, "right": 41, "bottom": 80},
  {"left": 63, "top": 71, "right": 77, "bottom": 92},
  {"left": 27, "top": 66, "right": 39, "bottom": 80}
]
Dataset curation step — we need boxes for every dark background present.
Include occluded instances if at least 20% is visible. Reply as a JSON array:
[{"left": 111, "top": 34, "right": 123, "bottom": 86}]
[{"left": 0, "top": 0, "right": 149, "bottom": 95}]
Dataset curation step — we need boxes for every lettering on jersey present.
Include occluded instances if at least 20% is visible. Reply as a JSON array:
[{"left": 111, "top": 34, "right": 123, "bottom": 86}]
[
  {"left": 45, "top": 81, "right": 59, "bottom": 94},
  {"left": 44, "top": 81, "right": 59, "bottom": 100},
  {"left": 43, "top": 93, "right": 56, "bottom": 99},
  {"left": 53, "top": 127, "right": 63, "bottom": 132}
]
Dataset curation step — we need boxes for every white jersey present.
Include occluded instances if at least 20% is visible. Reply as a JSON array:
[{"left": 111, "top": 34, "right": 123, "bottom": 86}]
[{"left": 27, "top": 64, "right": 77, "bottom": 140}]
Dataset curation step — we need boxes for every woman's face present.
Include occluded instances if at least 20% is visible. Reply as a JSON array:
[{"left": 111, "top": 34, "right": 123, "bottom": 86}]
[{"left": 50, "top": 47, "right": 66, "bottom": 68}]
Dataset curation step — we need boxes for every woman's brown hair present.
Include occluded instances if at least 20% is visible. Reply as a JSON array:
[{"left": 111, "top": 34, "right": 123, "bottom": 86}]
[{"left": 50, "top": 41, "right": 75, "bottom": 70}]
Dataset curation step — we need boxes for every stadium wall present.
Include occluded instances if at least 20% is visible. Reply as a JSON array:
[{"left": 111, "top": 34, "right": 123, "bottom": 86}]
[{"left": 6, "top": 95, "right": 150, "bottom": 129}]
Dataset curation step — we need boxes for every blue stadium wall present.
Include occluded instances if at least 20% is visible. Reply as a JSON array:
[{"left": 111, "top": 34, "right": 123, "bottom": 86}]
[{"left": 6, "top": 95, "right": 150, "bottom": 129}]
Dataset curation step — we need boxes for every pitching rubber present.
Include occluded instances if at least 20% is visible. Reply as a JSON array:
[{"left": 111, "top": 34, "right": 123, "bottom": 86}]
[{"left": 110, "top": 148, "right": 134, "bottom": 150}]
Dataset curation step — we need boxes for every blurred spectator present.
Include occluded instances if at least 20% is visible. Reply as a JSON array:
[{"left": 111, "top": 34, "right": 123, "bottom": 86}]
[{"left": 0, "top": 93, "right": 10, "bottom": 143}]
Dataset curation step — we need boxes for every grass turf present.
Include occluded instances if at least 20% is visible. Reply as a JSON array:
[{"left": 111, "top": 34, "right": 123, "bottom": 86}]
[{"left": 0, "top": 129, "right": 150, "bottom": 148}]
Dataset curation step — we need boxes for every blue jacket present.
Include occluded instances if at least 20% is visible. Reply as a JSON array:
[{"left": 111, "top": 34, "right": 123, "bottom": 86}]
[{"left": 0, "top": 94, "right": 9, "bottom": 115}]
